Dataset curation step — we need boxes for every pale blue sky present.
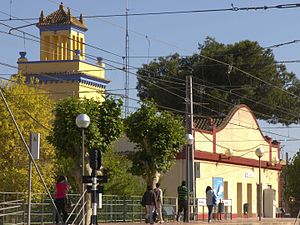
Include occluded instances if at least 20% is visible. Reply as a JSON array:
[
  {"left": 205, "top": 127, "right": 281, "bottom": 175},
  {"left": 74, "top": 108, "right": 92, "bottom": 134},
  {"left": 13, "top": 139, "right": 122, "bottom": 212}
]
[{"left": 0, "top": 0, "right": 299, "bottom": 157}]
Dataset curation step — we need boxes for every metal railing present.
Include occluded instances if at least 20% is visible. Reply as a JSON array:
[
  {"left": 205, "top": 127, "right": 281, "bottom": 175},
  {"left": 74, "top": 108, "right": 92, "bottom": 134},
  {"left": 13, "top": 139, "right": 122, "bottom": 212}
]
[
  {"left": 99, "top": 195, "right": 177, "bottom": 222},
  {"left": 0, "top": 192, "right": 177, "bottom": 224},
  {"left": 0, "top": 199, "right": 25, "bottom": 225}
]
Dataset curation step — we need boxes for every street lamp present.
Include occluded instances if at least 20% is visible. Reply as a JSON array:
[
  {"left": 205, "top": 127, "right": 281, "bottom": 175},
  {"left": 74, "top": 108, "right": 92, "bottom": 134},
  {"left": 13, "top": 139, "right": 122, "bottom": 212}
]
[
  {"left": 186, "top": 133, "right": 194, "bottom": 222},
  {"left": 76, "top": 114, "right": 90, "bottom": 225},
  {"left": 255, "top": 146, "right": 264, "bottom": 221}
]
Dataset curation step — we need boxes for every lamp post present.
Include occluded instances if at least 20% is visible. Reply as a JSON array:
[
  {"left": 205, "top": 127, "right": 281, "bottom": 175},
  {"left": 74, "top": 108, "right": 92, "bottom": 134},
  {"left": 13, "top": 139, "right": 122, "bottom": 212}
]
[
  {"left": 255, "top": 146, "right": 264, "bottom": 221},
  {"left": 76, "top": 114, "right": 90, "bottom": 225},
  {"left": 186, "top": 133, "right": 194, "bottom": 222}
]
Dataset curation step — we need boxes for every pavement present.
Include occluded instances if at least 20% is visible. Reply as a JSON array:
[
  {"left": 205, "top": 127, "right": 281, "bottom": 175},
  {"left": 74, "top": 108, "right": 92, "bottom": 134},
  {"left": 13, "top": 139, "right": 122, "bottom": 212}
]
[{"left": 98, "top": 218, "right": 297, "bottom": 225}]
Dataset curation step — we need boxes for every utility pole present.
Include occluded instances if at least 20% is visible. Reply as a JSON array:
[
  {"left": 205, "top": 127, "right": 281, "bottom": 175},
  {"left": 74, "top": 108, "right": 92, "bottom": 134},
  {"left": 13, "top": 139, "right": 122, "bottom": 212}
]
[
  {"left": 185, "top": 75, "right": 194, "bottom": 221},
  {"left": 124, "top": 0, "right": 129, "bottom": 118},
  {"left": 189, "top": 75, "right": 195, "bottom": 221},
  {"left": 185, "top": 75, "right": 190, "bottom": 222}
]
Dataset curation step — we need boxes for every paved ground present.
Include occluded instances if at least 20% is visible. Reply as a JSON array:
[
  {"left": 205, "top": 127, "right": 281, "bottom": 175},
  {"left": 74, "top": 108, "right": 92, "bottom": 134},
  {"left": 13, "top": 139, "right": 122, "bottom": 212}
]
[
  {"left": 47, "top": 218, "right": 298, "bottom": 225},
  {"left": 98, "top": 218, "right": 297, "bottom": 225}
]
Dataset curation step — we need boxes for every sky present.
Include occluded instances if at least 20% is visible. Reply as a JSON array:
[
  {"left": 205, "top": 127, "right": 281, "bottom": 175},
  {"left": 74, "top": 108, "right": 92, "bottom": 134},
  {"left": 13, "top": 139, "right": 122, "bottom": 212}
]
[{"left": 0, "top": 0, "right": 300, "bottom": 158}]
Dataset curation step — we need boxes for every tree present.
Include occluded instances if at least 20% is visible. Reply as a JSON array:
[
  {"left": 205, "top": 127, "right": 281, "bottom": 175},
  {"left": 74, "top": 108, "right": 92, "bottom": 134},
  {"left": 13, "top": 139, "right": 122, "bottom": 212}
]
[
  {"left": 48, "top": 97, "right": 124, "bottom": 191},
  {"left": 283, "top": 151, "right": 300, "bottom": 216},
  {"left": 137, "top": 37, "right": 300, "bottom": 125},
  {"left": 103, "top": 149, "right": 145, "bottom": 196},
  {"left": 0, "top": 75, "right": 57, "bottom": 193},
  {"left": 125, "top": 100, "right": 186, "bottom": 185}
]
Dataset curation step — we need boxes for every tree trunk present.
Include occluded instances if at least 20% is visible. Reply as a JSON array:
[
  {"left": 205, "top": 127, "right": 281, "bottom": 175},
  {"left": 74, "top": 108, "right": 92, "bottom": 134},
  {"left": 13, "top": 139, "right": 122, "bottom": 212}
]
[{"left": 146, "top": 171, "right": 160, "bottom": 187}]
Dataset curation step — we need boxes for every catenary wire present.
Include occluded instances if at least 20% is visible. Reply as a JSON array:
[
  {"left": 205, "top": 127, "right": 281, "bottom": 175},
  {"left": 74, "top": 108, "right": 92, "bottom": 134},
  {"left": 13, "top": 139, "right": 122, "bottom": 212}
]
[
  {"left": 1, "top": 3, "right": 300, "bottom": 20},
  {"left": 2, "top": 5, "right": 300, "bottom": 125},
  {"left": 3, "top": 5, "right": 300, "bottom": 107}
]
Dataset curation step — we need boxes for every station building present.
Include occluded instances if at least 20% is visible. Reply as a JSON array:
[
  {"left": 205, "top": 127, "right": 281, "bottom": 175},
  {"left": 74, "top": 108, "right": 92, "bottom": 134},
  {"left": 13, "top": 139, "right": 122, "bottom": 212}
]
[
  {"left": 163, "top": 104, "right": 284, "bottom": 219},
  {"left": 17, "top": 3, "right": 108, "bottom": 101}
]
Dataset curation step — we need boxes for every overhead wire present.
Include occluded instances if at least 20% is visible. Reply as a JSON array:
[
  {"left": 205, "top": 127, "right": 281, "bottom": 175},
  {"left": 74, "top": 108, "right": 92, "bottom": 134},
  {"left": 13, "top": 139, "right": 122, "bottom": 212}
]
[
  {"left": 3, "top": 0, "right": 300, "bottom": 76},
  {"left": 133, "top": 49, "right": 300, "bottom": 122},
  {"left": 1, "top": 3, "right": 300, "bottom": 20},
  {"left": 192, "top": 76, "right": 300, "bottom": 120},
  {"left": 134, "top": 62, "right": 300, "bottom": 125},
  {"left": 0, "top": 27, "right": 298, "bottom": 130},
  {"left": 3, "top": 2, "right": 300, "bottom": 107},
  {"left": 1, "top": 2, "right": 300, "bottom": 128}
]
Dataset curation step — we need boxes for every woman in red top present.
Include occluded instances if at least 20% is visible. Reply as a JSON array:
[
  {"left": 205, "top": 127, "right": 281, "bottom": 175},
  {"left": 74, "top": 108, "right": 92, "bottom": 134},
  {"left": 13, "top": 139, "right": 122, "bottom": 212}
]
[{"left": 55, "top": 175, "right": 69, "bottom": 224}]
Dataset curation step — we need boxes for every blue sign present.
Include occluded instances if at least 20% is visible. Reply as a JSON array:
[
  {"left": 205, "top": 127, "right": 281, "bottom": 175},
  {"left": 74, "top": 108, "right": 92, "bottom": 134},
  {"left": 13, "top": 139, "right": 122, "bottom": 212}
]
[{"left": 213, "top": 177, "right": 224, "bottom": 201}]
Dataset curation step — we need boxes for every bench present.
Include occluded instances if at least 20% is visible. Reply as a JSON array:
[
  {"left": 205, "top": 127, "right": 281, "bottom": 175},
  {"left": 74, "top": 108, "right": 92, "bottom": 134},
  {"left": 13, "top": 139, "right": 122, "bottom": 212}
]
[{"left": 163, "top": 205, "right": 176, "bottom": 221}]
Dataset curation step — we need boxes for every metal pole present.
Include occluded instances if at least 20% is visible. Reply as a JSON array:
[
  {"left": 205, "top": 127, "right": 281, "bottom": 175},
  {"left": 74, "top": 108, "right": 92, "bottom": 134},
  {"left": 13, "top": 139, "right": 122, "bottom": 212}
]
[
  {"left": 185, "top": 76, "right": 190, "bottom": 222},
  {"left": 124, "top": 0, "right": 130, "bottom": 118},
  {"left": 258, "top": 157, "right": 262, "bottom": 221},
  {"left": 189, "top": 75, "right": 195, "bottom": 221},
  {"left": 90, "top": 170, "right": 98, "bottom": 225},
  {"left": 82, "top": 129, "right": 86, "bottom": 225},
  {"left": 27, "top": 151, "right": 32, "bottom": 225}
]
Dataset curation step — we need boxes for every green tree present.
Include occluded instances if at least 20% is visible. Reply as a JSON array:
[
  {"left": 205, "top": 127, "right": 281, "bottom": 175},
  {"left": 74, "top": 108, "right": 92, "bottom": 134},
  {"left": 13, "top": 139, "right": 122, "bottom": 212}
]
[
  {"left": 125, "top": 101, "right": 186, "bottom": 185},
  {"left": 283, "top": 151, "right": 300, "bottom": 216},
  {"left": 0, "top": 75, "right": 57, "bottom": 193},
  {"left": 103, "top": 149, "right": 145, "bottom": 196},
  {"left": 48, "top": 97, "right": 125, "bottom": 192},
  {"left": 137, "top": 37, "right": 300, "bottom": 125}
]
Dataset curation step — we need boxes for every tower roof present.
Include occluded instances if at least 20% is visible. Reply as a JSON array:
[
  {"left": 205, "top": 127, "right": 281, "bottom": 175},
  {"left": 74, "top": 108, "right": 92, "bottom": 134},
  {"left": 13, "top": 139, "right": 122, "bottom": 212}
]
[{"left": 37, "top": 2, "right": 88, "bottom": 31}]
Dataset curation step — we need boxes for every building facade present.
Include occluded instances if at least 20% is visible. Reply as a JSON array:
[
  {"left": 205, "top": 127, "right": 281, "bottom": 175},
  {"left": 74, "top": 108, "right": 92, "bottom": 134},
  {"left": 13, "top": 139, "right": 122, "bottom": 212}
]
[
  {"left": 17, "top": 3, "right": 109, "bottom": 101},
  {"left": 162, "top": 104, "right": 283, "bottom": 219}
]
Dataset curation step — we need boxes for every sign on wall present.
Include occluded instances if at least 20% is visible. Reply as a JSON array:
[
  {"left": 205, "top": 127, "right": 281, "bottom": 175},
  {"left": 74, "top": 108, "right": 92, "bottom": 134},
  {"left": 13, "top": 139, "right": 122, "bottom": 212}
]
[
  {"left": 213, "top": 177, "right": 224, "bottom": 201},
  {"left": 245, "top": 171, "right": 255, "bottom": 178}
]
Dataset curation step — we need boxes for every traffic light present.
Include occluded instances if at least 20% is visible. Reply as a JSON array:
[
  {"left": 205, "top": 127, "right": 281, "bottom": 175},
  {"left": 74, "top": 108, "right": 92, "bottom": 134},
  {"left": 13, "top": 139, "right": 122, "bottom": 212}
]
[{"left": 90, "top": 149, "right": 101, "bottom": 170}]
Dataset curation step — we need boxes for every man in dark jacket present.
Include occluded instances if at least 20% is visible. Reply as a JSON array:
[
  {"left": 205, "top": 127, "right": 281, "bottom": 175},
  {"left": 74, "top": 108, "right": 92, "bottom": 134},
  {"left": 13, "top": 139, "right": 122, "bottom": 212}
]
[{"left": 142, "top": 185, "right": 157, "bottom": 224}]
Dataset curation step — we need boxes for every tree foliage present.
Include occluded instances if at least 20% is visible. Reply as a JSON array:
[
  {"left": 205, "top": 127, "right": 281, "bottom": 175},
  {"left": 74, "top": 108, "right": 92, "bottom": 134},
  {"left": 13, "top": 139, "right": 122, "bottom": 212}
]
[
  {"left": 137, "top": 37, "right": 300, "bottom": 125},
  {"left": 103, "top": 149, "right": 145, "bottom": 196},
  {"left": 0, "top": 75, "right": 57, "bottom": 192},
  {"left": 125, "top": 100, "right": 186, "bottom": 185},
  {"left": 283, "top": 151, "right": 300, "bottom": 216},
  {"left": 48, "top": 97, "right": 125, "bottom": 192}
]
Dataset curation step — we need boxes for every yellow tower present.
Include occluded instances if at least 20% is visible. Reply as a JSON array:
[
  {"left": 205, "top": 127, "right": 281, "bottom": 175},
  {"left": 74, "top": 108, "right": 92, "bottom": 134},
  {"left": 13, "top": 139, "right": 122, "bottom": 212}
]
[{"left": 17, "top": 3, "right": 109, "bottom": 101}]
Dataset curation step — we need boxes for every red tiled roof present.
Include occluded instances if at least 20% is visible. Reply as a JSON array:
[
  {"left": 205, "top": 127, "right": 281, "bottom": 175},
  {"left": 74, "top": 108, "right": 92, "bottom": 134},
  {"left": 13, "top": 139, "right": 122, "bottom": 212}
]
[
  {"left": 37, "top": 3, "right": 87, "bottom": 31},
  {"left": 194, "top": 117, "right": 225, "bottom": 130}
]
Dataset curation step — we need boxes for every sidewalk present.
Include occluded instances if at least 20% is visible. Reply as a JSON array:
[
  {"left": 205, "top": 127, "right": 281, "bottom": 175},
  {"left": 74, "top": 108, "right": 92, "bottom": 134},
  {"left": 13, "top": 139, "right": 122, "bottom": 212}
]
[{"left": 99, "top": 218, "right": 297, "bottom": 225}]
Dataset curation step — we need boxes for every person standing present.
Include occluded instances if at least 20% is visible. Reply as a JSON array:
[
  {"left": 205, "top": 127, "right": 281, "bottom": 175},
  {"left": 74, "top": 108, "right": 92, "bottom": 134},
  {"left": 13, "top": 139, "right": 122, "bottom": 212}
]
[
  {"left": 206, "top": 186, "right": 217, "bottom": 223},
  {"left": 141, "top": 185, "right": 157, "bottom": 224},
  {"left": 155, "top": 183, "right": 164, "bottom": 223},
  {"left": 54, "top": 175, "right": 69, "bottom": 224},
  {"left": 176, "top": 181, "right": 188, "bottom": 222}
]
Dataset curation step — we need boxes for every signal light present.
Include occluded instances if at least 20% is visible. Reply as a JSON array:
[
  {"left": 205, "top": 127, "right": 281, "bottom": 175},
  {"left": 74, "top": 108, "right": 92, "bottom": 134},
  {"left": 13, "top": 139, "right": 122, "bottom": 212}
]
[{"left": 90, "top": 149, "right": 101, "bottom": 170}]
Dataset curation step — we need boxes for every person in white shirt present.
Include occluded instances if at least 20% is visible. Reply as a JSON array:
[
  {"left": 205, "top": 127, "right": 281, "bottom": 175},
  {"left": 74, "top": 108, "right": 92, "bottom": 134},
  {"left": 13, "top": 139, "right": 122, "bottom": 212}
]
[
  {"left": 155, "top": 183, "right": 164, "bottom": 223},
  {"left": 206, "top": 186, "right": 217, "bottom": 223}
]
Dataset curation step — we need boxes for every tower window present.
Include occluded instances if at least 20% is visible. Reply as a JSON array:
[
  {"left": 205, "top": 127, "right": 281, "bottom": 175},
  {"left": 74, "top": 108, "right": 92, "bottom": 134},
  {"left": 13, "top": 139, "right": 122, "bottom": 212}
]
[{"left": 80, "top": 37, "right": 83, "bottom": 56}]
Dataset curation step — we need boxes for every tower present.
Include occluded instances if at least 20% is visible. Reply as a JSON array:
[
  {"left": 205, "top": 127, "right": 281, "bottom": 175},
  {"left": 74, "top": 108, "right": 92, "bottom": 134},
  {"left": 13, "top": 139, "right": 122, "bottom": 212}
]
[{"left": 17, "top": 3, "right": 109, "bottom": 101}]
